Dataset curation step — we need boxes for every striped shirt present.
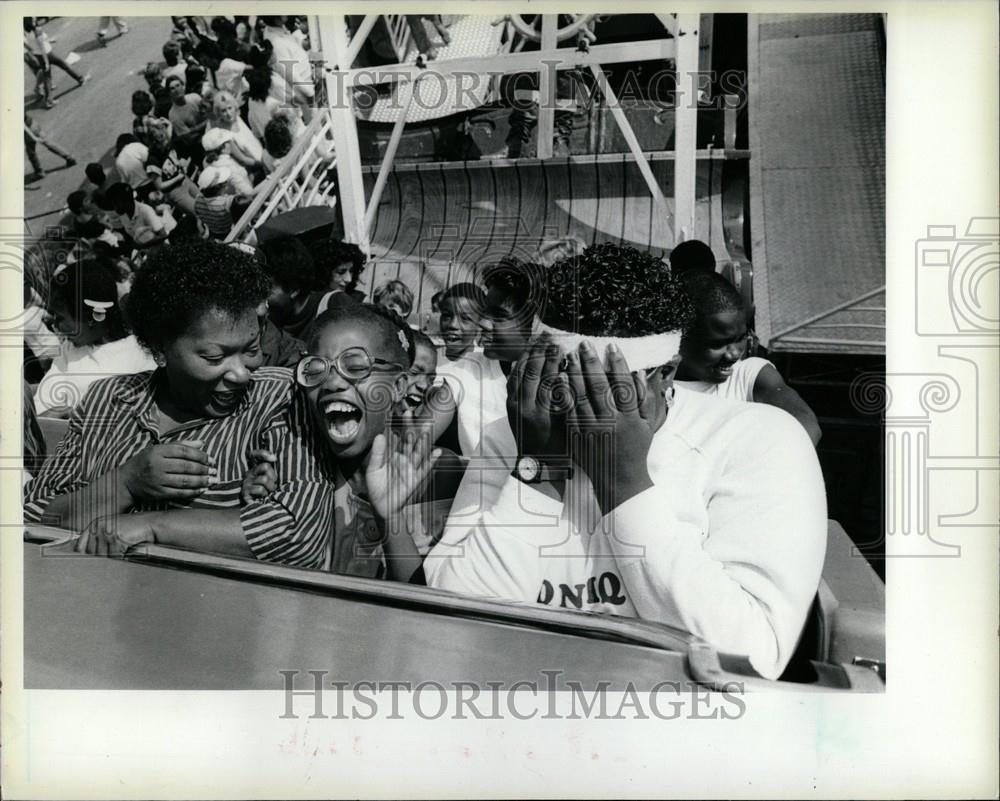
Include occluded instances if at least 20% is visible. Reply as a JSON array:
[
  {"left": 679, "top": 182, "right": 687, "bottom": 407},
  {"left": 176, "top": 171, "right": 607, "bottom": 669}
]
[
  {"left": 194, "top": 194, "right": 235, "bottom": 239},
  {"left": 23, "top": 367, "right": 337, "bottom": 569}
]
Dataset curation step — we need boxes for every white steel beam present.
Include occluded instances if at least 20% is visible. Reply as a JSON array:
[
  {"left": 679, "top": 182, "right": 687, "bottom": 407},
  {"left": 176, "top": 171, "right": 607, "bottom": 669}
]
[
  {"left": 363, "top": 83, "right": 417, "bottom": 235},
  {"left": 673, "top": 13, "right": 700, "bottom": 244},
  {"left": 343, "top": 15, "right": 380, "bottom": 69},
  {"left": 588, "top": 64, "right": 667, "bottom": 211},
  {"left": 316, "top": 14, "right": 370, "bottom": 254},
  {"left": 536, "top": 15, "right": 557, "bottom": 159}
]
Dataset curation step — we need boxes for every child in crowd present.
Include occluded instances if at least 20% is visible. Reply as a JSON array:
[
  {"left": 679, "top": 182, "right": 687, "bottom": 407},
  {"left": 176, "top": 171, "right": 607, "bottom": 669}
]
[
  {"left": 373, "top": 279, "right": 414, "bottom": 322},
  {"left": 34, "top": 259, "right": 156, "bottom": 417},
  {"left": 397, "top": 330, "right": 439, "bottom": 416},
  {"left": 436, "top": 282, "right": 486, "bottom": 363},
  {"left": 249, "top": 304, "right": 441, "bottom": 580},
  {"left": 414, "top": 259, "right": 542, "bottom": 459},
  {"left": 675, "top": 269, "right": 821, "bottom": 445}
]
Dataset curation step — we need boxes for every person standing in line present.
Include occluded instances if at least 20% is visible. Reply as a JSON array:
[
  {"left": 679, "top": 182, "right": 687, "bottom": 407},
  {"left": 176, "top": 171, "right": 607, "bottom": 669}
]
[{"left": 96, "top": 17, "right": 129, "bottom": 46}]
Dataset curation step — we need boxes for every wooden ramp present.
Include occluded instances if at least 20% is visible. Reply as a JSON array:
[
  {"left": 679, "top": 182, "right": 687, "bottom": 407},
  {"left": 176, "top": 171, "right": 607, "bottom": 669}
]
[
  {"left": 357, "top": 151, "right": 749, "bottom": 323},
  {"left": 748, "top": 14, "right": 886, "bottom": 354}
]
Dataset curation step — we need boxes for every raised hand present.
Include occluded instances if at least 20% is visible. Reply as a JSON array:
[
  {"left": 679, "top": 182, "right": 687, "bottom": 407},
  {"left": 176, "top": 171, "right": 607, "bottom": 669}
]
[
  {"left": 365, "top": 430, "right": 442, "bottom": 527},
  {"left": 564, "top": 342, "right": 657, "bottom": 514},
  {"left": 506, "top": 334, "right": 573, "bottom": 462},
  {"left": 119, "top": 440, "right": 217, "bottom": 504}
]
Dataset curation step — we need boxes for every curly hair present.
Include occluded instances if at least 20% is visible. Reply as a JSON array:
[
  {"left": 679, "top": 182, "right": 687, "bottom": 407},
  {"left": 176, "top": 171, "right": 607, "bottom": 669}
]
[
  {"left": 543, "top": 243, "right": 695, "bottom": 336},
  {"left": 314, "top": 240, "right": 367, "bottom": 292},
  {"left": 126, "top": 240, "right": 270, "bottom": 353}
]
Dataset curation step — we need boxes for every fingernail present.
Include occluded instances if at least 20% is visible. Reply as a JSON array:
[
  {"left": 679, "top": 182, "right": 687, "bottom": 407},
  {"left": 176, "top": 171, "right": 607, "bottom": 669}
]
[{"left": 607, "top": 342, "right": 620, "bottom": 355}]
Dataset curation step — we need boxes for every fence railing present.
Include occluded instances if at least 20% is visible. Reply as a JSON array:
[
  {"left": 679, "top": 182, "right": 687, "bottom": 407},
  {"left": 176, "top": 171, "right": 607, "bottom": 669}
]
[
  {"left": 225, "top": 109, "right": 338, "bottom": 244},
  {"left": 384, "top": 15, "right": 413, "bottom": 62}
]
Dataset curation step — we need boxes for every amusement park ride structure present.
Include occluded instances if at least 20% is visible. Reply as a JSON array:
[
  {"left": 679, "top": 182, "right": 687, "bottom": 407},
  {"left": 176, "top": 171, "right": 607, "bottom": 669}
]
[{"left": 229, "top": 12, "right": 885, "bottom": 357}]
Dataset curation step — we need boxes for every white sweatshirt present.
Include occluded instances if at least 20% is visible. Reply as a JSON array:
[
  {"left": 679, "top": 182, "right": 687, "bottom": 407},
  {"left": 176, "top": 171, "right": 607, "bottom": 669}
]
[{"left": 425, "top": 387, "right": 828, "bottom": 680}]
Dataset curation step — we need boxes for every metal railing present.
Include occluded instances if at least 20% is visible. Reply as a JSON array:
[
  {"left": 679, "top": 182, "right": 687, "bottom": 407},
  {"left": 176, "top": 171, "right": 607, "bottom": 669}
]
[
  {"left": 225, "top": 109, "right": 338, "bottom": 244},
  {"left": 384, "top": 15, "right": 413, "bottom": 62}
]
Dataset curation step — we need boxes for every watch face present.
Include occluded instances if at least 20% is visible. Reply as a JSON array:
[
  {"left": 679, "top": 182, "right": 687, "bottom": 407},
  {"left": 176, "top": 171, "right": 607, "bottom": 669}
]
[{"left": 517, "top": 456, "right": 540, "bottom": 482}]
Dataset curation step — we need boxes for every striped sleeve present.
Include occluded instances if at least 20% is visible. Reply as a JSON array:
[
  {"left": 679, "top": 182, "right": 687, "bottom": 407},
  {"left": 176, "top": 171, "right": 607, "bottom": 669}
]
[
  {"left": 240, "top": 389, "right": 335, "bottom": 568},
  {"left": 22, "top": 378, "right": 118, "bottom": 524}
]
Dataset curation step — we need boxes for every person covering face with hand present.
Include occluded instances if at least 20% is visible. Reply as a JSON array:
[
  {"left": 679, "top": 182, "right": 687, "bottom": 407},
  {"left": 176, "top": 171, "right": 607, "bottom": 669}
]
[{"left": 425, "top": 243, "right": 828, "bottom": 681}]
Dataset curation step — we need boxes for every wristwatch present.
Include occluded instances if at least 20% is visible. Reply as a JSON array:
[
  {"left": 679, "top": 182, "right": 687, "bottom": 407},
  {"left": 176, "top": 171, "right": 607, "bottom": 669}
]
[{"left": 513, "top": 455, "right": 573, "bottom": 484}]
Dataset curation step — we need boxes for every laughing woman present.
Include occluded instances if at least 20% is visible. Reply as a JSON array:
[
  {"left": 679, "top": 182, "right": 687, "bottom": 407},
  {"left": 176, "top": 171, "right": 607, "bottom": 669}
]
[{"left": 23, "top": 240, "right": 336, "bottom": 565}]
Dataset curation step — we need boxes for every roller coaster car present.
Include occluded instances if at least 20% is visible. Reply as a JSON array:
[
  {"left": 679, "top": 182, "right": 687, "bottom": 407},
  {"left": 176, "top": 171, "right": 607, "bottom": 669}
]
[{"left": 24, "top": 421, "right": 884, "bottom": 692}]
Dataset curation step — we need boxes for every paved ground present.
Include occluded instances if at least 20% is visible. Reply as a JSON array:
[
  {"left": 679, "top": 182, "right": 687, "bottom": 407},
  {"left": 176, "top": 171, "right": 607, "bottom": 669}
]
[{"left": 23, "top": 16, "right": 175, "bottom": 224}]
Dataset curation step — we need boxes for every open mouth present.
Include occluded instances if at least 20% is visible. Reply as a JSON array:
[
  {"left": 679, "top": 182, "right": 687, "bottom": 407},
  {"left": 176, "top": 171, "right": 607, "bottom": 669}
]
[
  {"left": 403, "top": 392, "right": 424, "bottom": 409},
  {"left": 323, "top": 399, "right": 364, "bottom": 443},
  {"left": 442, "top": 331, "right": 463, "bottom": 343},
  {"left": 211, "top": 390, "right": 241, "bottom": 409}
]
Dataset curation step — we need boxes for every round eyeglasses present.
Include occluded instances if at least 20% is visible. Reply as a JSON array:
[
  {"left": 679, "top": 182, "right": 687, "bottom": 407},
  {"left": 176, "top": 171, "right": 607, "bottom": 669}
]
[{"left": 294, "top": 347, "right": 404, "bottom": 387}]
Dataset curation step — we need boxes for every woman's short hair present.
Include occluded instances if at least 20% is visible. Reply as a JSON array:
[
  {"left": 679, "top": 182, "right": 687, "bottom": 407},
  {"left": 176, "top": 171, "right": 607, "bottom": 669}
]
[
  {"left": 126, "top": 240, "right": 271, "bottom": 353},
  {"left": 314, "top": 240, "right": 367, "bottom": 292},
  {"left": 373, "top": 280, "right": 415, "bottom": 318}
]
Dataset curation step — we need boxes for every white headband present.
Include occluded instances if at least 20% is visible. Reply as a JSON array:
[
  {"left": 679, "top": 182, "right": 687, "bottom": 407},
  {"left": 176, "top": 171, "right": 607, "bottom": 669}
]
[{"left": 536, "top": 321, "right": 682, "bottom": 371}]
